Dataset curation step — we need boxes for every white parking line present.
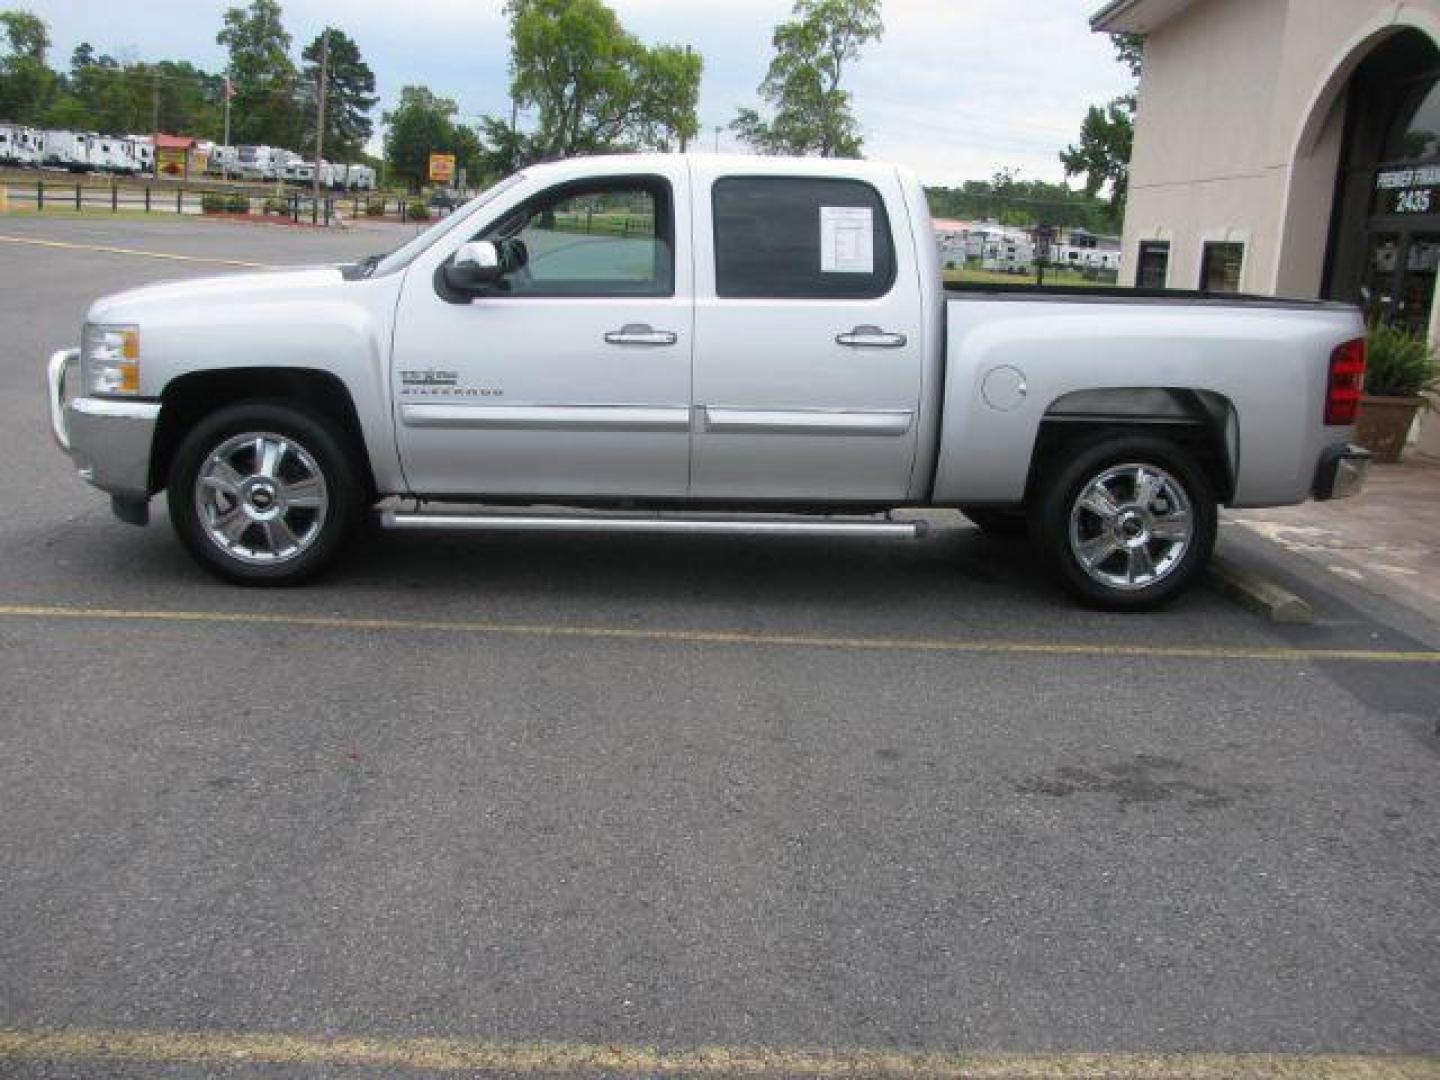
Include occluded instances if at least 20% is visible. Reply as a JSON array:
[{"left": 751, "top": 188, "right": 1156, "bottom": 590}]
[
  {"left": 0, "top": 234, "right": 273, "bottom": 268},
  {"left": 1, "top": 1026, "right": 1436, "bottom": 1078},
  {"left": 2, "top": 603, "right": 1439, "bottom": 664}
]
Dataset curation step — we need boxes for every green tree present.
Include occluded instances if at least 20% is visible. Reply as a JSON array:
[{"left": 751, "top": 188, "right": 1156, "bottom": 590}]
[
  {"left": 65, "top": 46, "right": 224, "bottom": 136},
  {"left": 152, "top": 60, "right": 225, "bottom": 136},
  {"left": 383, "top": 84, "right": 460, "bottom": 191},
  {"left": 0, "top": 9, "right": 46, "bottom": 59},
  {"left": 301, "top": 27, "right": 377, "bottom": 161},
  {"left": 474, "top": 113, "right": 534, "bottom": 181},
  {"left": 0, "top": 10, "right": 56, "bottom": 124},
  {"left": 218, "top": 0, "right": 300, "bottom": 147},
  {"left": 1061, "top": 33, "right": 1142, "bottom": 214},
  {"left": 495, "top": 0, "right": 701, "bottom": 160},
  {"left": 731, "top": 0, "right": 882, "bottom": 158},
  {"left": 926, "top": 174, "right": 1121, "bottom": 235}
]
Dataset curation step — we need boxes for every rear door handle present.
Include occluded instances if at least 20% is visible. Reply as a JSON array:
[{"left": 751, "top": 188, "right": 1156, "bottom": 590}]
[
  {"left": 836, "top": 325, "right": 907, "bottom": 348},
  {"left": 604, "top": 323, "right": 678, "bottom": 346}
]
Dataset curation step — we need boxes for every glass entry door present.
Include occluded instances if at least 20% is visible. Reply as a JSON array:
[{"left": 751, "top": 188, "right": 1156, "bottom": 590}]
[
  {"left": 1398, "top": 233, "right": 1439, "bottom": 335},
  {"left": 1361, "top": 231, "right": 1439, "bottom": 335}
]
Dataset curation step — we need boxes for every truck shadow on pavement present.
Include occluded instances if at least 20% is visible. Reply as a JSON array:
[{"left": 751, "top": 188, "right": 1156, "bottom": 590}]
[{"left": 331, "top": 518, "right": 1219, "bottom": 626}]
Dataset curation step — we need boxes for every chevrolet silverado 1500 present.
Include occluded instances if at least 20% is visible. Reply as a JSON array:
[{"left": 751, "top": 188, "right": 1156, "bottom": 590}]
[{"left": 46, "top": 154, "right": 1371, "bottom": 609}]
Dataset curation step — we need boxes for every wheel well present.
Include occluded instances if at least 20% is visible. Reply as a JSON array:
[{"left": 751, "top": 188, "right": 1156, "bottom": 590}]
[
  {"left": 149, "top": 368, "right": 375, "bottom": 496},
  {"left": 1026, "top": 388, "right": 1237, "bottom": 504}
]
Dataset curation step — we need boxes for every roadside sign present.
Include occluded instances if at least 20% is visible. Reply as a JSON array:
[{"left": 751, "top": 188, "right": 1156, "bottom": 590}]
[{"left": 428, "top": 153, "right": 456, "bottom": 184}]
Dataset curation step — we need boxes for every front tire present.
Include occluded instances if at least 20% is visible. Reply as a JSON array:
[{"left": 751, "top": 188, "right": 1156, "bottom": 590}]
[
  {"left": 1029, "top": 435, "right": 1217, "bottom": 611},
  {"left": 166, "top": 402, "right": 363, "bottom": 585}
]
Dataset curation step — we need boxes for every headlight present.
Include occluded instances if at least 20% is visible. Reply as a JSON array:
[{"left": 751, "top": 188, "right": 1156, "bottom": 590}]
[{"left": 81, "top": 323, "right": 140, "bottom": 395}]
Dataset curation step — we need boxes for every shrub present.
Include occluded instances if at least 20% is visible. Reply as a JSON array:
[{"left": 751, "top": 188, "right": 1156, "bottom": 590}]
[
  {"left": 365, "top": 197, "right": 386, "bottom": 217},
  {"left": 201, "top": 193, "right": 250, "bottom": 214},
  {"left": 1364, "top": 320, "right": 1439, "bottom": 400},
  {"left": 264, "top": 197, "right": 289, "bottom": 215},
  {"left": 406, "top": 201, "right": 431, "bottom": 221}
]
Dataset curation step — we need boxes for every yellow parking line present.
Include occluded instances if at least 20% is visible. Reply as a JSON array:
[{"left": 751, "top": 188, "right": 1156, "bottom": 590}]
[
  {"left": 1, "top": 602, "right": 1438, "bottom": 664},
  {"left": 0, "top": 234, "right": 273, "bottom": 268},
  {"left": 0, "top": 1028, "right": 1434, "bottom": 1078}
]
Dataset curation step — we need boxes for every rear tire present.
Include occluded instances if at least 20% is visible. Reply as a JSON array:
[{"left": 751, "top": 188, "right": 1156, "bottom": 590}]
[
  {"left": 1028, "top": 435, "right": 1217, "bottom": 612},
  {"left": 166, "top": 402, "right": 363, "bottom": 586}
]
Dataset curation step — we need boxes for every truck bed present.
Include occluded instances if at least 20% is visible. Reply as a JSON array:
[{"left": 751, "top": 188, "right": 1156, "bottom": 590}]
[{"left": 944, "top": 281, "right": 1356, "bottom": 312}]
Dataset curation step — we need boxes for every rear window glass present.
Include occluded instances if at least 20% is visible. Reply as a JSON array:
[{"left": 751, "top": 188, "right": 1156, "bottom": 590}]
[{"left": 713, "top": 176, "right": 896, "bottom": 299}]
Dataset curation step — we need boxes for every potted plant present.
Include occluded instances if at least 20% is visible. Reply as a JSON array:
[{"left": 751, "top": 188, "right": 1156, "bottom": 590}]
[{"left": 1355, "top": 320, "right": 1439, "bottom": 463}]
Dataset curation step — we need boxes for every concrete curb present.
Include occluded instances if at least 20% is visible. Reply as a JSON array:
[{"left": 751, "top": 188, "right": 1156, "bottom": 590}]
[{"left": 1208, "top": 555, "right": 1315, "bottom": 624}]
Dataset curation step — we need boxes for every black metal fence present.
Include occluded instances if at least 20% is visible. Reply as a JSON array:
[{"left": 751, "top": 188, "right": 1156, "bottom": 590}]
[{"left": 0, "top": 181, "right": 433, "bottom": 225}]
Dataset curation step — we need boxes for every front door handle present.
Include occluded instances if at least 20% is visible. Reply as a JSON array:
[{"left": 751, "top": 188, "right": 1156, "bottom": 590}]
[
  {"left": 604, "top": 323, "right": 678, "bottom": 346},
  {"left": 836, "top": 325, "right": 907, "bottom": 348}
]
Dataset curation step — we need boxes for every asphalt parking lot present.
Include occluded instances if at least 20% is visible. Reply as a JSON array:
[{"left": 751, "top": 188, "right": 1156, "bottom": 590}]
[{"left": 2, "top": 216, "right": 1439, "bottom": 1078}]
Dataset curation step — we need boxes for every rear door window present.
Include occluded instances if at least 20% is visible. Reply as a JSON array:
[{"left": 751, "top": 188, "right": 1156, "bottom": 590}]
[{"left": 712, "top": 176, "right": 896, "bottom": 299}]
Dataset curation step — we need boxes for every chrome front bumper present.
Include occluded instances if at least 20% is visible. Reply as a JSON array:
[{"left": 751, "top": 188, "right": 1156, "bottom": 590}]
[
  {"left": 47, "top": 347, "right": 160, "bottom": 503},
  {"left": 1313, "top": 442, "right": 1370, "bottom": 501}
]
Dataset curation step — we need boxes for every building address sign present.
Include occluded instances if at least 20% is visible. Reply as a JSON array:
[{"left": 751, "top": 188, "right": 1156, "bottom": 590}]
[{"left": 1376, "top": 165, "right": 1440, "bottom": 214}]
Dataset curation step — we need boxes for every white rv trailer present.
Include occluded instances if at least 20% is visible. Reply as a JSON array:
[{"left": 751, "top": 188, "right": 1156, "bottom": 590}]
[
  {"left": 42, "top": 130, "right": 94, "bottom": 171},
  {"left": 90, "top": 135, "right": 139, "bottom": 175},
  {"left": 127, "top": 135, "right": 154, "bottom": 174},
  {"left": 0, "top": 123, "right": 41, "bottom": 166},
  {"left": 207, "top": 144, "right": 238, "bottom": 176},
  {"left": 281, "top": 155, "right": 314, "bottom": 184},
  {"left": 234, "top": 145, "right": 279, "bottom": 181},
  {"left": 345, "top": 163, "right": 376, "bottom": 191},
  {"left": 980, "top": 230, "right": 1035, "bottom": 274}
]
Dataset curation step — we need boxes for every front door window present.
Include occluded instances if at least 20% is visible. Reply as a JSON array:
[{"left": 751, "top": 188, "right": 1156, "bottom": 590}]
[{"left": 483, "top": 184, "right": 672, "bottom": 297}]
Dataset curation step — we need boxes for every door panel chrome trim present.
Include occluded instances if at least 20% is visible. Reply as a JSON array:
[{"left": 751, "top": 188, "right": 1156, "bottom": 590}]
[
  {"left": 400, "top": 403, "right": 692, "bottom": 432},
  {"left": 700, "top": 407, "right": 914, "bottom": 437}
]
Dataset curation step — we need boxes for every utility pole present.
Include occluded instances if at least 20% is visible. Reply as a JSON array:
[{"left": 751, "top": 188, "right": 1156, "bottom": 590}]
[
  {"left": 678, "top": 45, "right": 693, "bottom": 153},
  {"left": 312, "top": 30, "right": 328, "bottom": 207},
  {"left": 150, "top": 71, "right": 160, "bottom": 133},
  {"left": 714, "top": 125, "right": 721, "bottom": 153}
]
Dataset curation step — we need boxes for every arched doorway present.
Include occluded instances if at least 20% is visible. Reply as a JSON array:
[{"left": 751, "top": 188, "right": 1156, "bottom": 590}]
[{"left": 1325, "top": 29, "right": 1440, "bottom": 336}]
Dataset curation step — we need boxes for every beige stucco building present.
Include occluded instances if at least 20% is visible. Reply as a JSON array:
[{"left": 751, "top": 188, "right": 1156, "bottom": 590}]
[{"left": 1093, "top": 0, "right": 1440, "bottom": 453}]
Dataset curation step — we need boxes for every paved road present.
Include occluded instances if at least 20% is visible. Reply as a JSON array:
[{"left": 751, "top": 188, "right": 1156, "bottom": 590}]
[{"left": 2, "top": 217, "right": 1438, "bottom": 1077}]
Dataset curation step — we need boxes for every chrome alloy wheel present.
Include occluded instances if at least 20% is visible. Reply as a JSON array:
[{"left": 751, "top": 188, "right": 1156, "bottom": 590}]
[
  {"left": 1067, "top": 462, "right": 1194, "bottom": 591},
  {"left": 194, "top": 432, "right": 329, "bottom": 565}
]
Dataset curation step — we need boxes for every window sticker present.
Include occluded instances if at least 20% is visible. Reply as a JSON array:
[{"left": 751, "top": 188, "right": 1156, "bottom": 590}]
[{"left": 820, "top": 205, "right": 874, "bottom": 274}]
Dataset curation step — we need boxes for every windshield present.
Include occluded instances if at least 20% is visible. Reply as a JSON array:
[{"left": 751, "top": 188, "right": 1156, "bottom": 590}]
[{"left": 367, "top": 173, "right": 526, "bottom": 278}]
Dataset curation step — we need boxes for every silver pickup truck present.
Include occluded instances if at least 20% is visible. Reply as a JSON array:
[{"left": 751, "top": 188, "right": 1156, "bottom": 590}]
[{"left": 46, "top": 154, "right": 1370, "bottom": 610}]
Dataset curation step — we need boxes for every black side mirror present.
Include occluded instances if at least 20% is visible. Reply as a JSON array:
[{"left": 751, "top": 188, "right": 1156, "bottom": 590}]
[{"left": 437, "top": 240, "right": 504, "bottom": 301}]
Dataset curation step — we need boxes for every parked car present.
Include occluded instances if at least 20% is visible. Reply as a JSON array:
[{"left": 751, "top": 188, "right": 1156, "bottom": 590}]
[
  {"left": 428, "top": 187, "right": 461, "bottom": 210},
  {"left": 44, "top": 154, "right": 1371, "bottom": 609}
]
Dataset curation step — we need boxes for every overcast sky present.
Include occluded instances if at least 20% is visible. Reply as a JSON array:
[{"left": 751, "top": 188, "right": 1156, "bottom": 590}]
[{"left": 25, "top": 0, "right": 1132, "bottom": 186}]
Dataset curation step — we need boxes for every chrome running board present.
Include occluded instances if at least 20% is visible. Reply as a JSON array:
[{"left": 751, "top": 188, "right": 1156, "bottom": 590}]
[{"left": 380, "top": 509, "right": 927, "bottom": 539}]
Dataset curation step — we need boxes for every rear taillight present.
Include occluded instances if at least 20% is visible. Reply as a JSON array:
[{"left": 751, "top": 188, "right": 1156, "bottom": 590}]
[{"left": 1325, "top": 337, "right": 1366, "bottom": 426}]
